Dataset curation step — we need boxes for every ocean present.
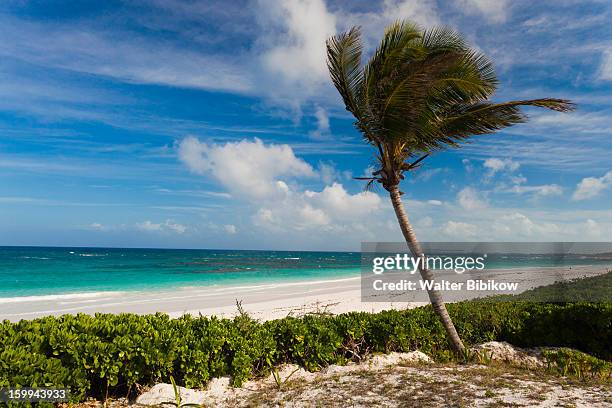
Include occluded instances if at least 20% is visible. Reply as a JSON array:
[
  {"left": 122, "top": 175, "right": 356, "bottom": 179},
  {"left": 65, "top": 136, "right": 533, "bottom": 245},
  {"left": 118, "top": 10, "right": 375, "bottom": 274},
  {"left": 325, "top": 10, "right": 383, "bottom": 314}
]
[
  {"left": 1, "top": 246, "right": 610, "bottom": 299},
  {"left": 0, "top": 246, "right": 361, "bottom": 298}
]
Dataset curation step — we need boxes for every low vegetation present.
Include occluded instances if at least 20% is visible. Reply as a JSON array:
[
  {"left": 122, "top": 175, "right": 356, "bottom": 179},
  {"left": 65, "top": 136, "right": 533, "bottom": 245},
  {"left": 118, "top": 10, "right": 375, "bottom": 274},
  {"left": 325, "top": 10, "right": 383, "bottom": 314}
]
[
  {"left": 498, "top": 270, "right": 612, "bottom": 302},
  {"left": 0, "top": 301, "right": 610, "bottom": 405}
]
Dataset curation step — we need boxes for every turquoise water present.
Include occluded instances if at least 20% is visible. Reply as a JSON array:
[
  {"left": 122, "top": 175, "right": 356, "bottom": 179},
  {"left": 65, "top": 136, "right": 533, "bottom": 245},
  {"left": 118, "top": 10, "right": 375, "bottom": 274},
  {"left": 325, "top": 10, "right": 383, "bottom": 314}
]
[
  {"left": 0, "top": 247, "right": 361, "bottom": 298},
  {"left": 1, "top": 246, "right": 610, "bottom": 298}
]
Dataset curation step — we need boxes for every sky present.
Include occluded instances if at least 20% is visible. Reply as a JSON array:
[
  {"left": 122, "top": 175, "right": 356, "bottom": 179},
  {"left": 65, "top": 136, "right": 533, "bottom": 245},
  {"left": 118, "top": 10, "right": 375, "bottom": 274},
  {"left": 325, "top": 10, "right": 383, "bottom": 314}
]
[{"left": 1, "top": 0, "right": 611, "bottom": 251}]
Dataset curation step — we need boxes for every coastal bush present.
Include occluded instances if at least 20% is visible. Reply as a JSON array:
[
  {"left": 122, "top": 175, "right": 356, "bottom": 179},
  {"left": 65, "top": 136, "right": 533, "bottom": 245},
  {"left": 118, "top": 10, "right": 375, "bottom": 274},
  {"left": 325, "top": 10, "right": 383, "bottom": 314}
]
[
  {"left": 0, "top": 301, "right": 609, "bottom": 402},
  {"left": 541, "top": 348, "right": 611, "bottom": 379}
]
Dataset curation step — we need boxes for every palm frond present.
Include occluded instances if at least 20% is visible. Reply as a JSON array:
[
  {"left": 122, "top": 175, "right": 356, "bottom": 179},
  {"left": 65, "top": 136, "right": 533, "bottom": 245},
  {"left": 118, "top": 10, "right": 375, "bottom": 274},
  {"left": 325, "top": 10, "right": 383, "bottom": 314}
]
[
  {"left": 326, "top": 27, "right": 364, "bottom": 118},
  {"left": 326, "top": 20, "right": 575, "bottom": 189},
  {"left": 435, "top": 98, "right": 575, "bottom": 146},
  {"left": 364, "top": 178, "right": 377, "bottom": 192},
  {"left": 363, "top": 21, "right": 422, "bottom": 104}
]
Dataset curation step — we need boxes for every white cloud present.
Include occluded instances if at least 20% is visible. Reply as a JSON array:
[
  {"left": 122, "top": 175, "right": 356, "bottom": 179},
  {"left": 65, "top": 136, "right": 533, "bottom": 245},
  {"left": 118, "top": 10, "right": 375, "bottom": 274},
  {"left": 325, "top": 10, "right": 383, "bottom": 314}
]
[
  {"left": 178, "top": 136, "right": 315, "bottom": 199},
  {"left": 309, "top": 106, "right": 331, "bottom": 139},
  {"left": 0, "top": 16, "right": 251, "bottom": 93},
  {"left": 427, "top": 200, "right": 443, "bottom": 206},
  {"left": 318, "top": 161, "right": 346, "bottom": 184},
  {"left": 424, "top": 205, "right": 612, "bottom": 242},
  {"left": 164, "top": 220, "right": 187, "bottom": 234},
  {"left": 572, "top": 171, "right": 612, "bottom": 200},
  {"left": 509, "top": 184, "right": 563, "bottom": 197},
  {"left": 254, "top": 183, "right": 381, "bottom": 231},
  {"left": 305, "top": 183, "right": 381, "bottom": 220},
  {"left": 342, "top": 0, "right": 439, "bottom": 51},
  {"left": 258, "top": 0, "right": 336, "bottom": 90},
  {"left": 492, "top": 212, "right": 560, "bottom": 238},
  {"left": 483, "top": 157, "right": 519, "bottom": 180},
  {"left": 418, "top": 216, "right": 433, "bottom": 228},
  {"left": 509, "top": 175, "right": 527, "bottom": 185},
  {"left": 457, "top": 187, "right": 488, "bottom": 210},
  {"left": 442, "top": 221, "right": 477, "bottom": 238},
  {"left": 137, "top": 220, "right": 163, "bottom": 231},
  {"left": 136, "top": 219, "right": 186, "bottom": 234},
  {"left": 88, "top": 222, "right": 106, "bottom": 231},
  {"left": 584, "top": 219, "right": 601, "bottom": 238},
  {"left": 456, "top": 0, "right": 509, "bottom": 23},
  {"left": 180, "top": 137, "right": 381, "bottom": 234},
  {"left": 224, "top": 224, "right": 237, "bottom": 234},
  {"left": 298, "top": 204, "right": 330, "bottom": 226},
  {"left": 381, "top": 0, "right": 440, "bottom": 26}
]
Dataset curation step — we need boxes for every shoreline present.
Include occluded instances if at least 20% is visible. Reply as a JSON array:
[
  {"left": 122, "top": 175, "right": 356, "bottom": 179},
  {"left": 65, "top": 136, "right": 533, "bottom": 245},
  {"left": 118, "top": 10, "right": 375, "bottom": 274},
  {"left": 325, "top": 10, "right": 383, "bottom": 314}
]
[
  {"left": 0, "top": 264, "right": 608, "bottom": 322},
  {"left": 0, "top": 262, "right": 604, "bottom": 301}
]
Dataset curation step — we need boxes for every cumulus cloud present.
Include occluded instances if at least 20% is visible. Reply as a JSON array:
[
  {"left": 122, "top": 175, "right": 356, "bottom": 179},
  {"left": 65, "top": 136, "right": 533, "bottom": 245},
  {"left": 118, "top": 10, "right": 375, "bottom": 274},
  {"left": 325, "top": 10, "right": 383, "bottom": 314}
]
[
  {"left": 305, "top": 183, "right": 381, "bottom": 220},
  {"left": 492, "top": 212, "right": 559, "bottom": 238},
  {"left": 457, "top": 187, "right": 487, "bottom": 210},
  {"left": 258, "top": 0, "right": 336, "bottom": 91},
  {"left": 572, "top": 171, "right": 612, "bottom": 201},
  {"left": 178, "top": 136, "right": 315, "bottom": 199},
  {"left": 483, "top": 157, "right": 519, "bottom": 181},
  {"left": 254, "top": 182, "right": 381, "bottom": 231},
  {"left": 136, "top": 219, "right": 186, "bottom": 234},
  {"left": 180, "top": 137, "right": 381, "bottom": 233},
  {"left": 318, "top": 162, "right": 339, "bottom": 184},
  {"left": 165, "top": 220, "right": 187, "bottom": 234}
]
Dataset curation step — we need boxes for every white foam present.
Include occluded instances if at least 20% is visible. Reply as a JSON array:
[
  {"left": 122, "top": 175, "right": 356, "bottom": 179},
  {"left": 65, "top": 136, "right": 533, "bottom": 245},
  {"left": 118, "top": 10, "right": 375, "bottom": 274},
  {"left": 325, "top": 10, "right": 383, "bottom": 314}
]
[{"left": 0, "top": 291, "right": 122, "bottom": 304}]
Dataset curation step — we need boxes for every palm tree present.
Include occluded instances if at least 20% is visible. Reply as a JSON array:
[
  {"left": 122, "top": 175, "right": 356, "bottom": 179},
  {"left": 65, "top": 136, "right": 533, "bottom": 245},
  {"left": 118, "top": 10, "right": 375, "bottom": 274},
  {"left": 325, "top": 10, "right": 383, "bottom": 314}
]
[{"left": 326, "top": 21, "right": 574, "bottom": 352}]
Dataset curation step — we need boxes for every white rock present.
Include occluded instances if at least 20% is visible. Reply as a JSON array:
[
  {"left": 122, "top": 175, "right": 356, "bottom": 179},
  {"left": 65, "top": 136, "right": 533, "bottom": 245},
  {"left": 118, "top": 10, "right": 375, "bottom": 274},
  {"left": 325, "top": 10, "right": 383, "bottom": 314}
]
[
  {"left": 366, "top": 351, "right": 433, "bottom": 369},
  {"left": 135, "top": 383, "right": 206, "bottom": 406},
  {"left": 470, "top": 341, "right": 544, "bottom": 368},
  {"left": 205, "top": 376, "right": 232, "bottom": 400}
]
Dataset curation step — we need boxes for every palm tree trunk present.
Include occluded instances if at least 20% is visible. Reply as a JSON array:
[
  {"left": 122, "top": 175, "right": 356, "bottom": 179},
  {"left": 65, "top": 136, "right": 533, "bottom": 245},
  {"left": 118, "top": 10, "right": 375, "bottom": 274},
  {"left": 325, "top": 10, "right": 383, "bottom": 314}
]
[{"left": 388, "top": 186, "right": 465, "bottom": 353}]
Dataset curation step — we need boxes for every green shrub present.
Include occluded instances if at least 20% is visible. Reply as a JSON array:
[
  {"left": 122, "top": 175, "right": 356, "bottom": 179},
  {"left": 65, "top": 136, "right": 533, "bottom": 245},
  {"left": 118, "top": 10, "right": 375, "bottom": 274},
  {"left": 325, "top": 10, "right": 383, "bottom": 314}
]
[
  {"left": 541, "top": 348, "right": 611, "bottom": 379},
  {"left": 0, "top": 301, "right": 609, "bottom": 402}
]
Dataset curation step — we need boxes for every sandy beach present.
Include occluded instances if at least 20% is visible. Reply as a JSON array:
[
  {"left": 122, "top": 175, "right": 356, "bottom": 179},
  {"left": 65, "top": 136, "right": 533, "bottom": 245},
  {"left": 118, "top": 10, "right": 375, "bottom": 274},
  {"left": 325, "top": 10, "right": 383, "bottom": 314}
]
[{"left": 0, "top": 265, "right": 608, "bottom": 322}]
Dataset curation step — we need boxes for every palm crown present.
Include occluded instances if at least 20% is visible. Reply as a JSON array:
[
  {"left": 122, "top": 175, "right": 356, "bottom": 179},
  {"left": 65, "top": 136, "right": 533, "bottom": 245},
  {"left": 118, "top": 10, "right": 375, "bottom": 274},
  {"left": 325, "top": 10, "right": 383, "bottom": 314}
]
[{"left": 326, "top": 21, "right": 575, "bottom": 192}]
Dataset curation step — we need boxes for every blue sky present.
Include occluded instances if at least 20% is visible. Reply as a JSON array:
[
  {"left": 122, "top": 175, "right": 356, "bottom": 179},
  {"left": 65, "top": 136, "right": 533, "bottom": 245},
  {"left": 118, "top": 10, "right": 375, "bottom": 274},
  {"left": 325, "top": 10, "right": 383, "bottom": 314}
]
[{"left": 1, "top": 0, "right": 611, "bottom": 251}]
